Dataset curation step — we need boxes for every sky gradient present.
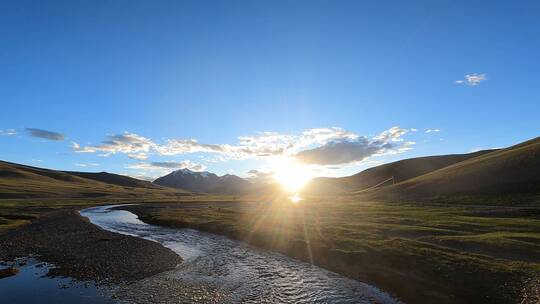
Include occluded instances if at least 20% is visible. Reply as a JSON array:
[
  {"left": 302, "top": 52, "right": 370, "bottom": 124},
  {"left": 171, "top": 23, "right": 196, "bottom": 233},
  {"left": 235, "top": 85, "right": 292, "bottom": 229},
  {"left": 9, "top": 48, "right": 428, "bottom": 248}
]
[{"left": 1, "top": 0, "right": 539, "bottom": 180}]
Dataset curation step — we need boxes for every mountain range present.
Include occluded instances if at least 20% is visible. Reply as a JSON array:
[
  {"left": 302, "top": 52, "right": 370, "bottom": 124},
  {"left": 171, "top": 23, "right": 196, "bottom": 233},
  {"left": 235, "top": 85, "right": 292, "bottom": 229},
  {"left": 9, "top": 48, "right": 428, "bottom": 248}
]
[
  {"left": 153, "top": 169, "right": 254, "bottom": 194},
  {"left": 0, "top": 136, "right": 539, "bottom": 200},
  {"left": 304, "top": 136, "right": 540, "bottom": 201},
  {"left": 0, "top": 160, "right": 185, "bottom": 199}
]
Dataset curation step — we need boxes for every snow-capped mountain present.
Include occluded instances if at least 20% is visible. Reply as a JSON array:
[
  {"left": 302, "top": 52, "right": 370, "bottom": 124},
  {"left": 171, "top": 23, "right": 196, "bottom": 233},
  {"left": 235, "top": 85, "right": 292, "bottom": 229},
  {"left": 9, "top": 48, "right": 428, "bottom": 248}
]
[{"left": 153, "top": 169, "right": 253, "bottom": 194}]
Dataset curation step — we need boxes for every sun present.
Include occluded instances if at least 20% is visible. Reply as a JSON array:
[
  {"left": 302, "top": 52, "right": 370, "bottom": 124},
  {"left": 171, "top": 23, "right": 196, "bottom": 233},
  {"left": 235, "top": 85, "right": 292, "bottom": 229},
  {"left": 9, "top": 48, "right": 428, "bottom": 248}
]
[
  {"left": 270, "top": 157, "right": 313, "bottom": 192},
  {"left": 289, "top": 193, "right": 303, "bottom": 204}
]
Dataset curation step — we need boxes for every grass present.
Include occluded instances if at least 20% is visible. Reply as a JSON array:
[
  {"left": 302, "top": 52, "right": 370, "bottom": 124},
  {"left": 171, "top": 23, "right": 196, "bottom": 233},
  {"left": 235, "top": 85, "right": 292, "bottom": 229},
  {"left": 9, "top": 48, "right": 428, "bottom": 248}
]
[
  {"left": 0, "top": 195, "right": 244, "bottom": 233},
  {"left": 123, "top": 197, "right": 540, "bottom": 304},
  {"left": 2, "top": 193, "right": 539, "bottom": 303}
]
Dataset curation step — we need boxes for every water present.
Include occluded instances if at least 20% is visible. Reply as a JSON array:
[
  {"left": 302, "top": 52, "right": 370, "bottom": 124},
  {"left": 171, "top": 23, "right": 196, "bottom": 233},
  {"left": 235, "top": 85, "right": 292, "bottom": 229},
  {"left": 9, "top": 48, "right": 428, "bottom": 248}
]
[
  {"left": 80, "top": 205, "right": 401, "bottom": 304},
  {"left": 0, "top": 258, "right": 114, "bottom": 304}
]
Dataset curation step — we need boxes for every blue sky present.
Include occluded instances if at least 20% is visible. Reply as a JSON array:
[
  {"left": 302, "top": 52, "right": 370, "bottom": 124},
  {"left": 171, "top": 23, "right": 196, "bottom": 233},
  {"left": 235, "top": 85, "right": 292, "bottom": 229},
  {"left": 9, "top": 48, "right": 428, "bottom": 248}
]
[{"left": 1, "top": 0, "right": 539, "bottom": 181}]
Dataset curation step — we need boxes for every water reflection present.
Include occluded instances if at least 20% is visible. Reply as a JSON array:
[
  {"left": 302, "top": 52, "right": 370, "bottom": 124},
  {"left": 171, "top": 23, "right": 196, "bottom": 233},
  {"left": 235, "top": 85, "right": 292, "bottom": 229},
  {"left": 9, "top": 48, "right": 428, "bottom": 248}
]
[{"left": 0, "top": 258, "right": 114, "bottom": 304}]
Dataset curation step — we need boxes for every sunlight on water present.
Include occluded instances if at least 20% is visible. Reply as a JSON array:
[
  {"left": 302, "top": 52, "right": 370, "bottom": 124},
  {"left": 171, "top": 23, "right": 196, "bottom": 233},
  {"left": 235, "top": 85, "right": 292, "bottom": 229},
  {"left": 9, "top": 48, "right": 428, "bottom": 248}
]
[{"left": 81, "top": 205, "right": 401, "bottom": 304}]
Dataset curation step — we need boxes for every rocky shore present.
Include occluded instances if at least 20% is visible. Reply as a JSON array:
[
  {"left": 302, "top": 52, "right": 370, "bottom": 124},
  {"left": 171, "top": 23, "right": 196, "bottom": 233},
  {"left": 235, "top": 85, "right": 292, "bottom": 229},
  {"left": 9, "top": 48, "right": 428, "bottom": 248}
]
[{"left": 0, "top": 209, "right": 181, "bottom": 283}]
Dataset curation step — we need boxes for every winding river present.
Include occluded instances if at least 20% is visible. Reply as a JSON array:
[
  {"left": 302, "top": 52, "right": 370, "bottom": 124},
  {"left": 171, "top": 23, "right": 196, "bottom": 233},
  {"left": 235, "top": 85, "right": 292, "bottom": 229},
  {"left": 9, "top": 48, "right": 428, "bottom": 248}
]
[{"left": 80, "top": 205, "right": 401, "bottom": 304}]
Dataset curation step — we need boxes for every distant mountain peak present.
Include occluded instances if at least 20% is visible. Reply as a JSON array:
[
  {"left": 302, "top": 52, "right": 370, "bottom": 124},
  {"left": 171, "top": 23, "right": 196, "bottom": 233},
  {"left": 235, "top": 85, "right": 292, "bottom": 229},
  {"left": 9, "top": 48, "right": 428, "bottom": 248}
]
[
  {"left": 172, "top": 168, "right": 210, "bottom": 177},
  {"left": 154, "top": 169, "right": 252, "bottom": 194},
  {"left": 173, "top": 168, "right": 194, "bottom": 174}
]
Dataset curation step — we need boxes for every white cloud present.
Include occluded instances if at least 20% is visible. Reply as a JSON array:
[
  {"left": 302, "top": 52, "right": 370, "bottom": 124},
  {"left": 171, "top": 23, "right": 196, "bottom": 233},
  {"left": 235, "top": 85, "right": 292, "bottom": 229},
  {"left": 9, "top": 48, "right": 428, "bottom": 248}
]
[
  {"left": 455, "top": 73, "right": 487, "bottom": 86},
  {"left": 72, "top": 127, "right": 366, "bottom": 160},
  {"left": 425, "top": 129, "right": 441, "bottom": 133},
  {"left": 72, "top": 126, "right": 415, "bottom": 167},
  {"left": 295, "top": 127, "right": 413, "bottom": 165},
  {"left": 0, "top": 129, "right": 17, "bottom": 136}
]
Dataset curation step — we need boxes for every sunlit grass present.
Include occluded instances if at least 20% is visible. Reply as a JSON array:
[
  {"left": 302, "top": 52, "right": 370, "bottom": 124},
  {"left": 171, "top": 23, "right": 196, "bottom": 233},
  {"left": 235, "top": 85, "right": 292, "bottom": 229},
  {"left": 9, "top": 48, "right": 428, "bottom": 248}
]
[{"left": 123, "top": 197, "right": 540, "bottom": 303}]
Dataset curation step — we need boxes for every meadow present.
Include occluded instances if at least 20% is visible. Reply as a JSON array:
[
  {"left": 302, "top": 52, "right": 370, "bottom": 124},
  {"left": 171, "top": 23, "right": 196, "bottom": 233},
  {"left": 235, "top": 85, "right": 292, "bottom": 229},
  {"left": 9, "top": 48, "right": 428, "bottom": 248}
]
[{"left": 120, "top": 196, "right": 540, "bottom": 304}]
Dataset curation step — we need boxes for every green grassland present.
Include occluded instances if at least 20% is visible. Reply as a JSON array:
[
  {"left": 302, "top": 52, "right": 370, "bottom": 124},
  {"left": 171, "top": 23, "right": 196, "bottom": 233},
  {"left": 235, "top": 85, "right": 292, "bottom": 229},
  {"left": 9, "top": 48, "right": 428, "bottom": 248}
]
[
  {"left": 121, "top": 197, "right": 540, "bottom": 304},
  {"left": 2, "top": 195, "right": 539, "bottom": 303}
]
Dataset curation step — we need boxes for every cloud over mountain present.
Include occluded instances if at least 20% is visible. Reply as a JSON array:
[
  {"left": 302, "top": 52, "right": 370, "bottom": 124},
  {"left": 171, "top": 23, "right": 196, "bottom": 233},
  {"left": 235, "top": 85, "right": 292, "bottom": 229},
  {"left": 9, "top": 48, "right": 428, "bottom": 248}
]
[
  {"left": 295, "top": 127, "right": 413, "bottom": 165},
  {"left": 127, "top": 160, "right": 206, "bottom": 172}
]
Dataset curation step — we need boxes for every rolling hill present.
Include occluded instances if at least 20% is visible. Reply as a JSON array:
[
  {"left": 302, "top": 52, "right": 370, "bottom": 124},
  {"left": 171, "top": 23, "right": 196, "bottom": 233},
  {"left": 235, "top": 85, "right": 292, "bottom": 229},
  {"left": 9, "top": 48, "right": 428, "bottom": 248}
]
[
  {"left": 366, "top": 136, "right": 540, "bottom": 200},
  {"left": 303, "top": 149, "right": 496, "bottom": 195},
  {"left": 0, "top": 160, "right": 186, "bottom": 199},
  {"left": 65, "top": 171, "right": 158, "bottom": 189}
]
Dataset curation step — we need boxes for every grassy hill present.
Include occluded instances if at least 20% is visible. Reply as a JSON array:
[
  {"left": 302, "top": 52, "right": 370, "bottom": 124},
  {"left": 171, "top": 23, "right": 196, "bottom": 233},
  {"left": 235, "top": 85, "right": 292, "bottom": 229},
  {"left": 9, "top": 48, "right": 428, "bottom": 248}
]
[
  {"left": 304, "top": 149, "right": 495, "bottom": 195},
  {"left": 0, "top": 160, "right": 186, "bottom": 199},
  {"left": 365, "top": 137, "right": 540, "bottom": 201}
]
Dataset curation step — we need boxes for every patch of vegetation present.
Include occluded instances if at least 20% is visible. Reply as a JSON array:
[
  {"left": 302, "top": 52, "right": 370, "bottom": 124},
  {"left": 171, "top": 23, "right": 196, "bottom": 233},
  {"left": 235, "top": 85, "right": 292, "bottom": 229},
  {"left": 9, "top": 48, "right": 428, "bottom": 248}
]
[
  {"left": 0, "top": 267, "right": 19, "bottom": 279},
  {"left": 123, "top": 198, "right": 540, "bottom": 304}
]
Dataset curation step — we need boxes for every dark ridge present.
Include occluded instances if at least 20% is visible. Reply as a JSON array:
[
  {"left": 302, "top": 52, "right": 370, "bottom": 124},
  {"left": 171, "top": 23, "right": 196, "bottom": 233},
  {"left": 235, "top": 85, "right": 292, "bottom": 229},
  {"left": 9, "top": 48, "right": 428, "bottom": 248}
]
[
  {"left": 305, "top": 149, "right": 496, "bottom": 194},
  {"left": 368, "top": 136, "right": 540, "bottom": 200},
  {"left": 65, "top": 171, "right": 159, "bottom": 189}
]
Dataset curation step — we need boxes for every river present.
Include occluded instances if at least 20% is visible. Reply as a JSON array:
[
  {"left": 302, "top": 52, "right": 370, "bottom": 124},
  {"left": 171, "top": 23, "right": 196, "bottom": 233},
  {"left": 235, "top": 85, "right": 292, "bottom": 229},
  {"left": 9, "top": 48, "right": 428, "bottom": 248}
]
[{"left": 79, "top": 205, "right": 401, "bottom": 304}]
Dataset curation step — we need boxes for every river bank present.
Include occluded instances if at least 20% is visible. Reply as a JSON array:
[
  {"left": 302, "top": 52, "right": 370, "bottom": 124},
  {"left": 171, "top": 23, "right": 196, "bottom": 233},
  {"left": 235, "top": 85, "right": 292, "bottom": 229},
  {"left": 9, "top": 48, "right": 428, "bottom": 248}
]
[
  {"left": 82, "top": 205, "right": 400, "bottom": 304},
  {"left": 0, "top": 208, "right": 181, "bottom": 283}
]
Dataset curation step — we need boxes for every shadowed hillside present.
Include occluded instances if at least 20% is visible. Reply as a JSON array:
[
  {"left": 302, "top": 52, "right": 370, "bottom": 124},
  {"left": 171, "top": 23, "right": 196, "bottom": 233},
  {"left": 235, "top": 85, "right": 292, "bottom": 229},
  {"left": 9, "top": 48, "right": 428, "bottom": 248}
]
[
  {"left": 0, "top": 161, "right": 187, "bottom": 199},
  {"left": 304, "top": 149, "right": 495, "bottom": 195},
  {"left": 65, "top": 171, "right": 159, "bottom": 189},
  {"left": 366, "top": 137, "right": 540, "bottom": 201},
  {"left": 153, "top": 169, "right": 255, "bottom": 194}
]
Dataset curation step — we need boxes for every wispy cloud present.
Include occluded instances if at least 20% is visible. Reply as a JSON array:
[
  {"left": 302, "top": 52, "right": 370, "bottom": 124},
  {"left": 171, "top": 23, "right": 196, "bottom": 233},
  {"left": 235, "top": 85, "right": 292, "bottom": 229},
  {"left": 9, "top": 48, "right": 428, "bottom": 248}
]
[
  {"left": 0, "top": 129, "right": 17, "bottom": 136},
  {"left": 73, "top": 133, "right": 153, "bottom": 157},
  {"left": 425, "top": 129, "right": 441, "bottom": 133},
  {"left": 75, "top": 163, "right": 100, "bottom": 167},
  {"left": 455, "top": 73, "right": 487, "bottom": 86},
  {"left": 25, "top": 128, "right": 65, "bottom": 141}
]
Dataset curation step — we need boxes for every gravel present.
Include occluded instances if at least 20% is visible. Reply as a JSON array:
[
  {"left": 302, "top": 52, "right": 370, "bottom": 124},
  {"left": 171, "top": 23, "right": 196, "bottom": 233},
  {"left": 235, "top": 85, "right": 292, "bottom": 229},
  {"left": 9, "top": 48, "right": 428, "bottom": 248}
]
[{"left": 0, "top": 209, "right": 182, "bottom": 283}]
